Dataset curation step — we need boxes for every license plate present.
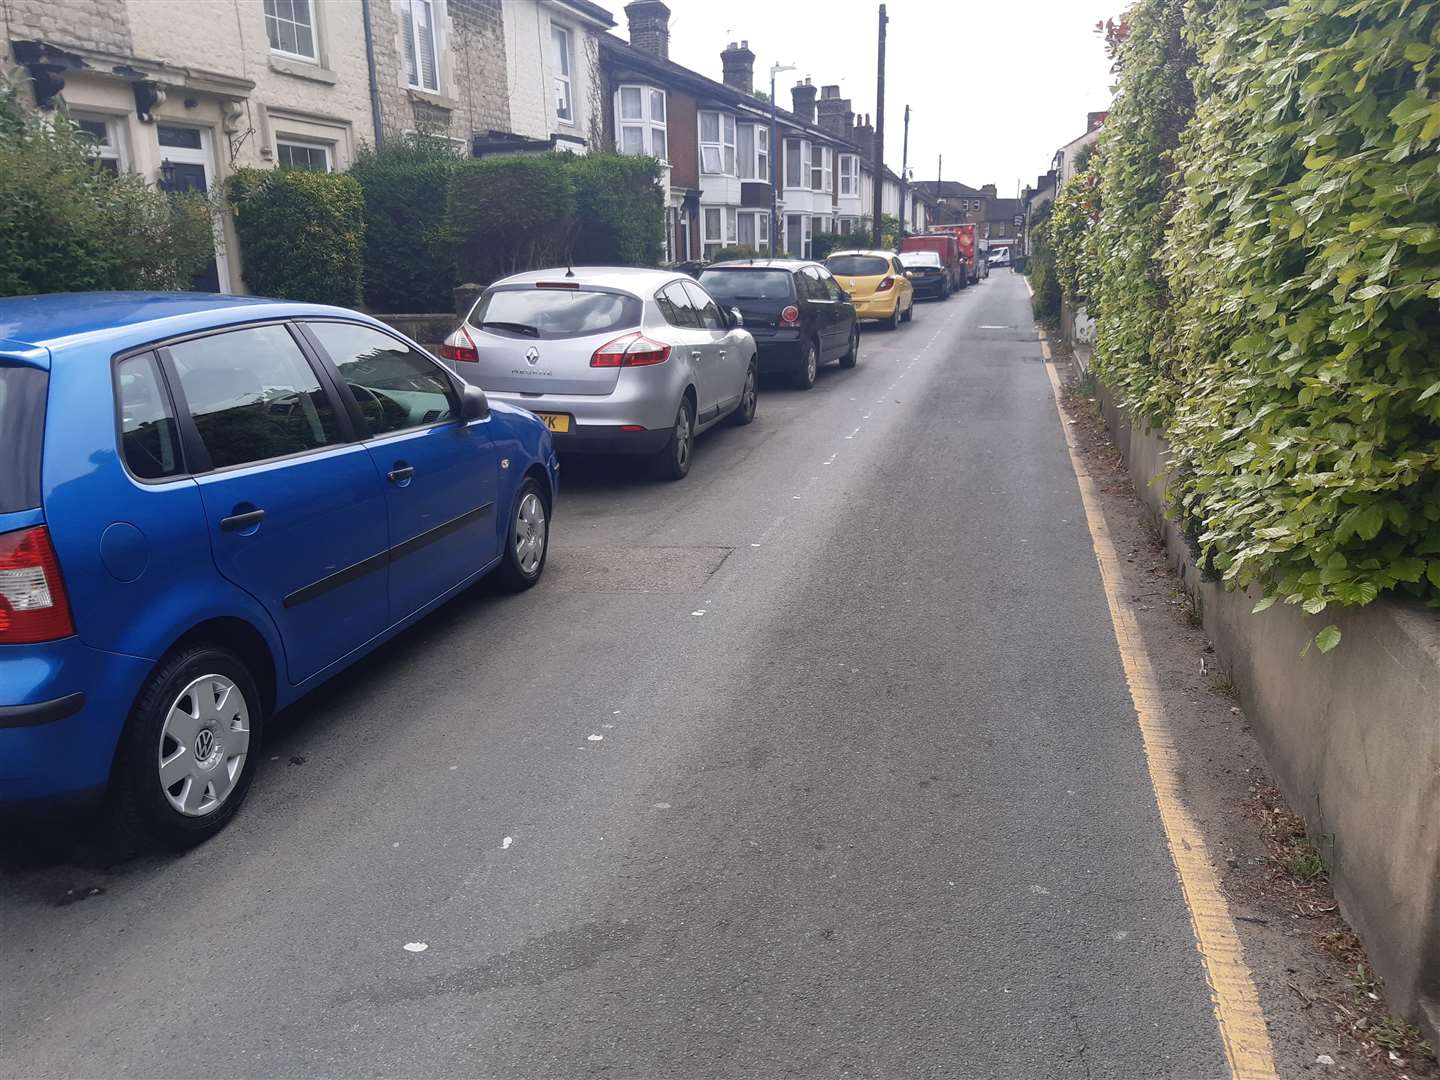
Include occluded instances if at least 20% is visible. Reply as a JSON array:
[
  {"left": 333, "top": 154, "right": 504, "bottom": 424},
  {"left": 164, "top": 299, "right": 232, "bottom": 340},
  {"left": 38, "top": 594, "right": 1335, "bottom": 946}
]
[{"left": 535, "top": 412, "right": 571, "bottom": 433}]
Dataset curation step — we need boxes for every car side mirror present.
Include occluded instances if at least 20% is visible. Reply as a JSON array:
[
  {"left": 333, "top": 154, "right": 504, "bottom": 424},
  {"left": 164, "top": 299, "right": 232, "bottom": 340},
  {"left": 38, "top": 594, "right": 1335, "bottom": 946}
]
[
  {"left": 905, "top": 271, "right": 915, "bottom": 279},
  {"left": 461, "top": 384, "right": 489, "bottom": 421},
  {"left": 838, "top": 290, "right": 851, "bottom": 302},
  {"left": 728, "top": 307, "right": 744, "bottom": 328}
]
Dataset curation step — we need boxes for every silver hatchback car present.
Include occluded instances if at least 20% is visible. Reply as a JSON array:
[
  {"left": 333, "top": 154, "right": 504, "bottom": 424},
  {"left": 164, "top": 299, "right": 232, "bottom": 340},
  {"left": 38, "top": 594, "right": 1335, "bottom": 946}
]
[{"left": 440, "top": 267, "right": 759, "bottom": 480}]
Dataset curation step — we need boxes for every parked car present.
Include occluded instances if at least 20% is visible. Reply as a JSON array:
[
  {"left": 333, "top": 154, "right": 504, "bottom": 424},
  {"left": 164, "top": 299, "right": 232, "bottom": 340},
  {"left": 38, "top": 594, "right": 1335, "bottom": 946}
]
[
  {"left": 442, "top": 268, "right": 757, "bottom": 480},
  {"left": 900, "top": 233, "right": 965, "bottom": 293},
  {"left": 0, "top": 293, "right": 557, "bottom": 847},
  {"left": 824, "top": 250, "right": 915, "bottom": 330},
  {"left": 697, "top": 259, "right": 859, "bottom": 390},
  {"left": 897, "top": 250, "right": 951, "bottom": 300}
]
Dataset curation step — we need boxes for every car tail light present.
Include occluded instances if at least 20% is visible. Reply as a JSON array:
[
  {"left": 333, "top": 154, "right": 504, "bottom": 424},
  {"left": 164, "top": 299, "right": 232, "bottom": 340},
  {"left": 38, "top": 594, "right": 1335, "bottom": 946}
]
[
  {"left": 590, "top": 333, "right": 672, "bottom": 368},
  {"left": 876, "top": 276, "right": 895, "bottom": 292},
  {"left": 780, "top": 305, "right": 800, "bottom": 326},
  {"left": 0, "top": 526, "right": 75, "bottom": 645},
  {"left": 438, "top": 325, "right": 478, "bottom": 363}
]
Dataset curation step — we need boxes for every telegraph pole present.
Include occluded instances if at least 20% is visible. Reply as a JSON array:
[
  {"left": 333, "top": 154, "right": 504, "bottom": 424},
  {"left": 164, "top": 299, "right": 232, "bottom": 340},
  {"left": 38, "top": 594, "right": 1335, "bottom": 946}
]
[
  {"left": 871, "top": 3, "right": 888, "bottom": 248},
  {"left": 900, "top": 104, "right": 911, "bottom": 237}
]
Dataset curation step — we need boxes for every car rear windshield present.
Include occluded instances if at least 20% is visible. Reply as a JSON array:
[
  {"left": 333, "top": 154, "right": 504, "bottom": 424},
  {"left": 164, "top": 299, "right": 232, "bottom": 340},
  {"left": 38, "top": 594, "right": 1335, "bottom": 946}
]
[
  {"left": 468, "top": 286, "right": 642, "bottom": 340},
  {"left": 697, "top": 269, "right": 795, "bottom": 303},
  {"left": 827, "top": 255, "right": 890, "bottom": 277},
  {"left": 899, "top": 252, "right": 943, "bottom": 267},
  {"left": 0, "top": 363, "right": 47, "bottom": 513}
]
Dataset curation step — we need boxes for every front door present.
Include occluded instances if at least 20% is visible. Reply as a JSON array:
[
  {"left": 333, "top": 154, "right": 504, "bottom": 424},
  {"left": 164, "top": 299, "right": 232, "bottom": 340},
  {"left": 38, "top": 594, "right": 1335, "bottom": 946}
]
[
  {"left": 304, "top": 321, "right": 500, "bottom": 624},
  {"left": 167, "top": 323, "right": 390, "bottom": 685},
  {"left": 156, "top": 124, "right": 227, "bottom": 293}
]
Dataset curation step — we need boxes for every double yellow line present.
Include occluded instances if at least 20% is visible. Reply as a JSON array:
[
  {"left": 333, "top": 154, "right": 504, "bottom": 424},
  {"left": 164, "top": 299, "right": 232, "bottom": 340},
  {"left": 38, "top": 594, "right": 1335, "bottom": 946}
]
[{"left": 1040, "top": 344, "right": 1278, "bottom": 1080}]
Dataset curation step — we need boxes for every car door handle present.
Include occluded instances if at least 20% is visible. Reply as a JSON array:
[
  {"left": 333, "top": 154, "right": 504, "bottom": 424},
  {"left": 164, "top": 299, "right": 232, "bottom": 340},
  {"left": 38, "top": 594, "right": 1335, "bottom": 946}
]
[
  {"left": 718, "top": 350, "right": 726, "bottom": 360},
  {"left": 219, "top": 508, "right": 265, "bottom": 532},
  {"left": 691, "top": 350, "right": 703, "bottom": 362},
  {"left": 387, "top": 464, "right": 415, "bottom": 484}
]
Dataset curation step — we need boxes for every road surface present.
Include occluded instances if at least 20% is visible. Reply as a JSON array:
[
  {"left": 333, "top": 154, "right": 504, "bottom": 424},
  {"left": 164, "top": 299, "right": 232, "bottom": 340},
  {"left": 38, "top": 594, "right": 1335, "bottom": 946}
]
[{"left": 1, "top": 272, "right": 1233, "bottom": 1078}]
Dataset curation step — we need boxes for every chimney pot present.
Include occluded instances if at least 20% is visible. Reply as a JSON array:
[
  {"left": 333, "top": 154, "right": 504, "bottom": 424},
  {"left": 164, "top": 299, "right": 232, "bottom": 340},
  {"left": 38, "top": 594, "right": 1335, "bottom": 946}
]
[{"left": 791, "top": 79, "right": 819, "bottom": 124}]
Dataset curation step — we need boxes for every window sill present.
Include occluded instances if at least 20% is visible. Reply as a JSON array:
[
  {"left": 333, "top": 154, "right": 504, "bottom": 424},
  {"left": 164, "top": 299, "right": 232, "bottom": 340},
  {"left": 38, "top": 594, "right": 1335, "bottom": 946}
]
[
  {"left": 269, "top": 55, "right": 337, "bottom": 84},
  {"left": 406, "top": 87, "right": 459, "bottom": 111}
]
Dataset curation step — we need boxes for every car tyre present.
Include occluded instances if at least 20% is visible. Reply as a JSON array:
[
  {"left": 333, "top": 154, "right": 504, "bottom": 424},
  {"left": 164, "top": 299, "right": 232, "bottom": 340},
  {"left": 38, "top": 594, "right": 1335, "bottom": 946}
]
[
  {"left": 884, "top": 305, "right": 900, "bottom": 331},
  {"left": 902, "top": 297, "right": 915, "bottom": 323},
  {"left": 655, "top": 396, "right": 695, "bottom": 479},
  {"left": 839, "top": 326, "right": 860, "bottom": 369},
  {"left": 110, "top": 645, "right": 263, "bottom": 851},
  {"left": 494, "top": 477, "right": 550, "bottom": 591},
  {"left": 793, "top": 339, "right": 819, "bottom": 390},
  {"left": 729, "top": 359, "right": 758, "bottom": 426}
]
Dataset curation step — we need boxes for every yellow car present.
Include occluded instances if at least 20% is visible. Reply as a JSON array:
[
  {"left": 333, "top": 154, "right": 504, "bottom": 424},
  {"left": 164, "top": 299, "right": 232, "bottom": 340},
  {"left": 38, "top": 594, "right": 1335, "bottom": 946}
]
[{"left": 825, "top": 250, "right": 915, "bottom": 330}]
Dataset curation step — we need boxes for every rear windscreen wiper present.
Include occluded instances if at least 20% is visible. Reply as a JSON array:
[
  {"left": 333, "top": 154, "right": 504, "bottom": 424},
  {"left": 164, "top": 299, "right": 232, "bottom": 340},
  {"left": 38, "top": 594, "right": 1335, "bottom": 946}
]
[{"left": 478, "top": 321, "right": 541, "bottom": 337}]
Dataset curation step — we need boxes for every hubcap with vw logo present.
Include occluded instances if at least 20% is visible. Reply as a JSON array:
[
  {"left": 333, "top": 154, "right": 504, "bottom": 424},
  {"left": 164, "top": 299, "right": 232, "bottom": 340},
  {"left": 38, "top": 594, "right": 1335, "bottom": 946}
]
[{"left": 158, "top": 673, "right": 251, "bottom": 817}]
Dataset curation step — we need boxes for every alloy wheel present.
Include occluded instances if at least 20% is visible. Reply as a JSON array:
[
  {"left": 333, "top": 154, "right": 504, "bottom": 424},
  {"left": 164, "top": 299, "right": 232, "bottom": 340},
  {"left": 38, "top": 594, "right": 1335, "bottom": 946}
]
[
  {"left": 158, "top": 674, "right": 251, "bottom": 817},
  {"left": 676, "top": 407, "right": 692, "bottom": 469},
  {"left": 514, "top": 491, "right": 547, "bottom": 576}
]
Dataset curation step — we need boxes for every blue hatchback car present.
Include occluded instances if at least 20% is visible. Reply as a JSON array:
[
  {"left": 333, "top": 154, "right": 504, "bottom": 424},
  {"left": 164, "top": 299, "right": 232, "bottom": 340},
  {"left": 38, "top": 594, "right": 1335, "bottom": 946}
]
[{"left": 0, "top": 294, "right": 557, "bottom": 847}]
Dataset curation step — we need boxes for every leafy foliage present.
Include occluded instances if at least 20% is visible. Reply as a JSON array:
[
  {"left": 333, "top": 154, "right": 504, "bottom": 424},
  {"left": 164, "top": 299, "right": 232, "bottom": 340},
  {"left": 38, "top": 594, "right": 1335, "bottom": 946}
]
[
  {"left": 227, "top": 168, "right": 364, "bottom": 305},
  {"left": 1049, "top": 168, "right": 1102, "bottom": 303},
  {"left": 448, "top": 153, "right": 664, "bottom": 286},
  {"left": 1090, "top": 0, "right": 1198, "bottom": 419},
  {"left": 569, "top": 153, "right": 665, "bottom": 267},
  {"left": 349, "top": 133, "right": 462, "bottom": 313},
  {"left": 812, "top": 228, "right": 873, "bottom": 260},
  {"left": 1026, "top": 203, "right": 1062, "bottom": 321},
  {"left": 0, "top": 88, "right": 216, "bottom": 296},
  {"left": 1089, "top": 0, "right": 1440, "bottom": 627}
]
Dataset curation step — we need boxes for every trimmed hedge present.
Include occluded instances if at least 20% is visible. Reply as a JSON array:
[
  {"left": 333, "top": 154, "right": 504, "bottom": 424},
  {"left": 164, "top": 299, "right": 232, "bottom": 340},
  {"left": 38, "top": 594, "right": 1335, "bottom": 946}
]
[
  {"left": 448, "top": 153, "right": 664, "bottom": 286},
  {"left": 349, "top": 134, "right": 461, "bottom": 313},
  {"left": 227, "top": 168, "right": 364, "bottom": 306},
  {"left": 0, "top": 89, "right": 216, "bottom": 296},
  {"left": 1079, "top": 0, "right": 1440, "bottom": 642}
]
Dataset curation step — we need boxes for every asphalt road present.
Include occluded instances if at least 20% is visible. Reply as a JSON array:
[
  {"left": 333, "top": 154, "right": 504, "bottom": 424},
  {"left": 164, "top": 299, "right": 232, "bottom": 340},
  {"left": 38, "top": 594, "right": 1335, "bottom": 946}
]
[{"left": 1, "top": 272, "right": 1232, "bottom": 1079}]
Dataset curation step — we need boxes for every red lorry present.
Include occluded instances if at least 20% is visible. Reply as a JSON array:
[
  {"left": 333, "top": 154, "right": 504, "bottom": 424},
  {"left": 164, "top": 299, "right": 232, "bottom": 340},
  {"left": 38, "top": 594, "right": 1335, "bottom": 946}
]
[
  {"left": 899, "top": 233, "right": 963, "bottom": 297},
  {"left": 928, "top": 224, "right": 981, "bottom": 287}
]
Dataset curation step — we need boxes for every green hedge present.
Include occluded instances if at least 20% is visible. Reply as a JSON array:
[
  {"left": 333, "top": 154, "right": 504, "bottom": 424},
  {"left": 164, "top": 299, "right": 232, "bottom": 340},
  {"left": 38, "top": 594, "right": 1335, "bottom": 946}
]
[
  {"left": 227, "top": 168, "right": 364, "bottom": 306},
  {"left": 0, "top": 89, "right": 215, "bottom": 296},
  {"left": 349, "top": 133, "right": 461, "bottom": 313},
  {"left": 1026, "top": 204, "right": 1061, "bottom": 322},
  {"left": 569, "top": 153, "right": 665, "bottom": 267},
  {"left": 448, "top": 153, "right": 664, "bottom": 286},
  {"left": 1085, "top": 0, "right": 1440, "bottom": 641}
]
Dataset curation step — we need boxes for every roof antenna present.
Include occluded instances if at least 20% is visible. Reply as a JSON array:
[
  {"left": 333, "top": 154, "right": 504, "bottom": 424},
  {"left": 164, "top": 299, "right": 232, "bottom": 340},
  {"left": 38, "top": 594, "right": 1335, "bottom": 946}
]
[{"left": 565, "top": 263, "right": 575, "bottom": 278}]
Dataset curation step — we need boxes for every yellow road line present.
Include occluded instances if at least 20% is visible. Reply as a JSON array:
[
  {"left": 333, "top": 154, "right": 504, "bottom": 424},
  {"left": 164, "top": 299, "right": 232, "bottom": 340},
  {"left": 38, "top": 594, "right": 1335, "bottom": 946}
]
[{"left": 1042, "top": 360, "right": 1278, "bottom": 1080}]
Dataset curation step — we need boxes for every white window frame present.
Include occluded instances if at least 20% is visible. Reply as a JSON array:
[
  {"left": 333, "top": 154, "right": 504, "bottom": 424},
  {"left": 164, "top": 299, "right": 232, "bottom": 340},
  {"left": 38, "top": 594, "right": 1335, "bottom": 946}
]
[
  {"left": 736, "top": 210, "right": 770, "bottom": 252},
  {"left": 839, "top": 153, "right": 858, "bottom": 196},
  {"left": 552, "top": 23, "right": 574, "bottom": 125},
  {"left": 71, "top": 112, "right": 128, "bottom": 174},
  {"left": 398, "top": 0, "right": 442, "bottom": 94},
  {"left": 616, "top": 84, "right": 666, "bottom": 161},
  {"left": 736, "top": 123, "right": 769, "bottom": 181},
  {"left": 265, "top": 0, "right": 319, "bottom": 62},
  {"left": 276, "top": 138, "right": 333, "bottom": 172},
  {"left": 699, "top": 111, "right": 736, "bottom": 176},
  {"left": 811, "top": 145, "right": 832, "bottom": 193},
  {"left": 702, "top": 205, "right": 726, "bottom": 259},
  {"left": 784, "top": 138, "right": 810, "bottom": 190}
]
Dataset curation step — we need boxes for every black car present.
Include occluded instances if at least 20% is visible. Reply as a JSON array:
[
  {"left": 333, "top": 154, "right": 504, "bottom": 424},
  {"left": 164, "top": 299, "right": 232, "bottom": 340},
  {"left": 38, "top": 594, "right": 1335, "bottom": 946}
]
[
  {"left": 698, "top": 259, "right": 859, "bottom": 390},
  {"left": 898, "top": 250, "right": 950, "bottom": 300}
]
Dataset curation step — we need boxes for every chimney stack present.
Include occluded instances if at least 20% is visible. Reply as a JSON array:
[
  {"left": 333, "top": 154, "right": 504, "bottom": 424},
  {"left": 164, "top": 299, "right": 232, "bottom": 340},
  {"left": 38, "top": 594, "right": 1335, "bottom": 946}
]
[
  {"left": 852, "top": 113, "right": 875, "bottom": 162},
  {"left": 815, "top": 84, "right": 853, "bottom": 141},
  {"left": 721, "top": 40, "right": 755, "bottom": 94},
  {"left": 980, "top": 183, "right": 997, "bottom": 197},
  {"left": 625, "top": 1, "right": 671, "bottom": 60},
  {"left": 791, "top": 78, "right": 817, "bottom": 124}
]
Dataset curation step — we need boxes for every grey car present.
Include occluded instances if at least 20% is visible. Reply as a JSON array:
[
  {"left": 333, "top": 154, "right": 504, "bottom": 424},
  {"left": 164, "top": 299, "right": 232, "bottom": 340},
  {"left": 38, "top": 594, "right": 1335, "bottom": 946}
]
[{"left": 441, "top": 267, "right": 758, "bottom": 480}]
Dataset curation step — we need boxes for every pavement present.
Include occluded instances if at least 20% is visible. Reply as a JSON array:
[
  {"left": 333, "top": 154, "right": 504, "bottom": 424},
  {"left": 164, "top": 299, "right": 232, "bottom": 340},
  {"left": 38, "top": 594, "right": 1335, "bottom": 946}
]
[{"left": 0, "top": 272, "right": 1233, "bottom": 1079}]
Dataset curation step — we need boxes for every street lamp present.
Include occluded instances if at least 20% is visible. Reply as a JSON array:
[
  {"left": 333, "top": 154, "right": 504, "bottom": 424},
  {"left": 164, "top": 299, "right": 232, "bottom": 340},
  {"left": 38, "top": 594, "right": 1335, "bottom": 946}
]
[{"left": 769, "top": 61, "right": 796, "bottom": 257}]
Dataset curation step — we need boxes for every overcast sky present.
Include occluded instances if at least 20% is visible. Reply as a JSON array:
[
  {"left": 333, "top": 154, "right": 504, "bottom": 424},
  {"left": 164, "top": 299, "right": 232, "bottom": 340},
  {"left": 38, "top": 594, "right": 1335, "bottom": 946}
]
[{"left": 656, "top": 0, "right": 1116, "bottom": 196}]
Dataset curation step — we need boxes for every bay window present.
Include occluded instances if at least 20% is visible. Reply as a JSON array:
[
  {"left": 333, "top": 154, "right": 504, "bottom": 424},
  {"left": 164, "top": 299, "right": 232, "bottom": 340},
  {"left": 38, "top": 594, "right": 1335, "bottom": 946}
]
[
  {"left": 736, "top": 123, "right": 770, "bottom": 181},
  {"left": 699, "top": 111, "right": 736, "bottom": 175},
  {"left": 811, "top": 145, "right": 832, "bottom": 193},
  {"left": 784, "top": 138, "right": 809, "bottom": 190},
  {"left": 616, "top": 85, "right": 667, "bottom": 160},
  {"left": 737, "top": 211, "right": 770, "bottom": 252},
  {"left": 839, "top": 154, "right": 858, "bottom": 196}
]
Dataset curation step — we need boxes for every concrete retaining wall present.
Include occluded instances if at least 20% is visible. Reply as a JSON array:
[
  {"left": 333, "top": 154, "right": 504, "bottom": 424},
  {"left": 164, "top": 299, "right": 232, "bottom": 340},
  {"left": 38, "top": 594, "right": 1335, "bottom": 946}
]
[{"left": 1093, "top": 381, "right": 1440, "bottom": 1046}]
